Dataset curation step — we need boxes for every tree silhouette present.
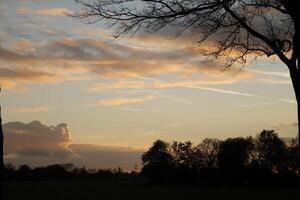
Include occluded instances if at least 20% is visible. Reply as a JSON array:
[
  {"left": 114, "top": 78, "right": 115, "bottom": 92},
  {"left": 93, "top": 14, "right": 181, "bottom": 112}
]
[
  {"left": 171, "top": 141, "right": 201, "bottom": 182},
  {"left": 2, "top": 134, "right": 300, "bottom": 185},
  {"left": 70, "top": 0, "right": 300, "bottom": 145},
  {"left": 217, "top": 137, "right": 254, "bottom": 175},
  {"left": 141, "top": 140, "right": 174, "bottom": 182},
  {"left": 171, "top": 141, "right": 197, "bottom": 168},
  {"left": 286, "top": 138, "right": 300, "bottom": 173},
  {"left": 0, "top": 86, "right": 3, "bottom": 196},
  {"left": 257, "top": 130, "right": 287, "bottom": 169},
  {"left": 196, "top": 138, "right": 220, "bottom": 168}
]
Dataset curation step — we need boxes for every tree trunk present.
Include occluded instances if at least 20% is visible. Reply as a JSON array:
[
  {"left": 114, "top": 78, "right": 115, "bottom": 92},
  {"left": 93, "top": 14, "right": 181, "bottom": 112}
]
[
  {"left": 289, "top": 66, "right": 300, "bottom": 146},
  {"left": 282, "top": 0, "right": 300, "bottom": 146},
  {"left": 0, "top": 109, "right": 3, "bottom": 198},
  {"left": 298, "top": 99, "right": 300, "bottom": 146},
  {"left": 296, "top": 88, "right": 300, "bottom": 146},
  {"left": 292, "top": 33, "right": 300, "bottom": 146},
  {"left": 295, "top": 82, "right": 300, "bottom": 146}
]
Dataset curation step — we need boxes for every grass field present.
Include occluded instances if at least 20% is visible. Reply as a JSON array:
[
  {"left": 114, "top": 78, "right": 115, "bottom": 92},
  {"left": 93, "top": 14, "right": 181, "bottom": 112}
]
[{"left": 3, "top": 181, "right": 300, "bottom": 200}]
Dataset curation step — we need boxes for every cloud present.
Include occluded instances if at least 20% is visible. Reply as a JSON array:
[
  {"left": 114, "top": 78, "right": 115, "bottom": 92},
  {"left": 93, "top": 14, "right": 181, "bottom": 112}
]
[
  {"left": 250, "top": 69, "right": 290, "bottom": 78},
  {"left": 87, "top": 76, "right": 296, "bottom": 104},
  {"left": 248, "top": 69, "right": 292, "bottom": 85},
  {"left": 37, "top": 7, "right": 70, "bottom": 16},
  {"left": 0, "top": 67, "right": 58, "bottom": 81},
  {"left": 3, "top": 120, "right": 73, "bottom": 158},
  {"left": 0, "top": 37, "right": 255, "bottom": 90},
  {"left": 17, "top": 7, "right": 33, "bottom": 15},
  {"left": 88, "top": 81, "right": 147, "bottom": 91},
  {"left": 265, "top": 121, "right": 299, "bottom": 132},
  {"left": 3, "top": 120, "right": 143, "bottom": 171},
  {"left": 87, "top": 77, "right": 246, "bottom": 91},
  {"left": 17, "top": 7, "right": 70, "bottom": 17},
  {"left": 279, "top": 122, "right": 298, "bottom": 128},
  {"left": 11, "top": 106, "right": 49, "bottom": 113},
  {"left": 188, "top": 86, "right": 257, "bottom": 97},
  {"left": 0, "top": 67, "right": 67, "bottom": 89},
  {"left": 231, "top": 102, "right": 279, "bottom": 108},
  {"left": 3, "top": 35, "right": 292, "bottom": 92},
  {"left": 87, "top": 95, "right": 156, "bottom": 106},
  {"left": 258, "top": 78, "right": 291, "bottom": 85},
  {"left": 189, "top": 85, "right": 296, "bottom": 103}
]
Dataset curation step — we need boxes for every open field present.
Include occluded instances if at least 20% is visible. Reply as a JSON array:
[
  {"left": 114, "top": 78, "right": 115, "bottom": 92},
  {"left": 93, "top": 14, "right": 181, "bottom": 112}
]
[{"left": 3, "top": 181, "right": 300, "bottom": 200}]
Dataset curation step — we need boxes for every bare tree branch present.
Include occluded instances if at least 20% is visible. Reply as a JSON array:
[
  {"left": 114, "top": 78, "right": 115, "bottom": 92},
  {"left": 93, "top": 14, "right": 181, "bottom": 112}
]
[{"left": 68, "top": 0, "right": 294, "bottom": 68}]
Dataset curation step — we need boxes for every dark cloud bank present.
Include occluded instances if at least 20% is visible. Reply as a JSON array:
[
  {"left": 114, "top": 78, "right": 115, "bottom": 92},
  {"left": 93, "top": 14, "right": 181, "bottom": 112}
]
[{"left": 3, "top": 120, "right": 142, "bottom": 171}]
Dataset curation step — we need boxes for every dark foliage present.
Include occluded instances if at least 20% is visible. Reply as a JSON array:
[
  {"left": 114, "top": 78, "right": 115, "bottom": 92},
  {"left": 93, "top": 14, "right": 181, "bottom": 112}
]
[
  {"left": 141, "top": 130, "right": 300, "bottom": 186},
  {"left": 4, "top": 163, "right": 142, "bottom": 182},
  {"left": 4, "top": 129, "right": 300, "bottom": 187},
  {"left": 141, "top": 140, "right": 175, "bottom": 183}
]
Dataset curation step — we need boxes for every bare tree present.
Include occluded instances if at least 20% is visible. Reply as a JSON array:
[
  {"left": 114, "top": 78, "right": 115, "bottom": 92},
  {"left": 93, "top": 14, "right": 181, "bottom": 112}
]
[
  {"left": 69, "top": 0, "right": 300, "bottom": 144},
  {"left": 196, "top": 138, "right": 220, "bottom": 168}
]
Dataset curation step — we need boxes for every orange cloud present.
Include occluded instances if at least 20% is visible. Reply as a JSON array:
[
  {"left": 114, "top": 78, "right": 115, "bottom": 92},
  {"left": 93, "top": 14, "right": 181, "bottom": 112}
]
[
  {"left": 0, "top": 37, "right": 255, "bottom": 90},
  {"left": 17, "top": 7, "right": 70, "bottom": 16},
  {"left": 0, "top": 67, "right": 68, "bottom": 90},
  {"left": 87, "top": 76, "right": 250, "bottom": 91},
  {"left": 16, "top": 7, "right": 32, "bottom": 15},
  {"left": 11, "top": 106, "right": 49, "bottom": 113},
  {"left": 88, "top": 81, "right": 147, "bottom": 91},
  {"left": 87, "top": 95, "right": 157, "bottom": 106}
]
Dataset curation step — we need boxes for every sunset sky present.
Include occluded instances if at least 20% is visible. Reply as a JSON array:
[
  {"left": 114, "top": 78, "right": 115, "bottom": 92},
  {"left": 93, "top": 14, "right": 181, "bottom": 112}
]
[{"left": 0, "top": 0, "right": 297, "bottom": 170}]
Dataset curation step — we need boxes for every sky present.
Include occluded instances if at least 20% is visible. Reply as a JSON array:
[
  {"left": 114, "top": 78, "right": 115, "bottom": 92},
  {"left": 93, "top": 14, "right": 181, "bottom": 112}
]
[{"left": 0, "top": 0, "right": 298, "bottom": 171}]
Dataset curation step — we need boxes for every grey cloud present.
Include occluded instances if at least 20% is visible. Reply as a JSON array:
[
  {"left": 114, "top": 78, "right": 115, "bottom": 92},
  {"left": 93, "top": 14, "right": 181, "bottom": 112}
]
[
  {"left": 0, "top": 46, "right": 25, "bottom": 61},
  {"left": 0, "top": 67, "right": 55, "bottom": 81},
  {"left": 3, "top": 120, "right": 73, "bottom": 158},
  {"left": 279, "top": 122, "right": 298, "bottom": 128},
  {"left": 0, "top": 37, "right": 213, "bottom": 65},
  {"left": 3, "top": 120, "right": 143, "bottom": 171},
  {"left": 0, "top": 37, "right": 253, "bottom": 89}
]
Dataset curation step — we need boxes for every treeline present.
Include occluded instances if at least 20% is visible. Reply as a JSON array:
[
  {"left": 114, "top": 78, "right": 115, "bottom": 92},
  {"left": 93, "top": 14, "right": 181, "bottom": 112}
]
[
  {"left": 4, "top": 164, "right": 141, "bottom": 182},
  {"left": 141, "top": 130, "right": 300, "bottom": 186},
  {"left": 4, "top": 130, "right": 300, "bottom": 186}
]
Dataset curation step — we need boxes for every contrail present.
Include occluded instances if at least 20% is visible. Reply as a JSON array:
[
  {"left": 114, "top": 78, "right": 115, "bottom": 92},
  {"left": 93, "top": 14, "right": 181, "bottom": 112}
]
[
  {"left": 141, "top": 76, "right": 296, "bottom": 104},
  {"left": 186, "top": 85, "right": 296, "bottom": 104},
  {"left": 187, "top": 86, "right": 256, "bottom": 97}
]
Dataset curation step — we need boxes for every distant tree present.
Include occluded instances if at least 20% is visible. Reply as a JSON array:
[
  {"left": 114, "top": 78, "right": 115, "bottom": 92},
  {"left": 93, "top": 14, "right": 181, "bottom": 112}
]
[
  {"left": 257, "top": 130, "right": 287, "bottom": 170},
  {"left": 171, "top": 141, "right": 197, "bottom": 168},
  {"left": 218, "top": 137, "right": 254, "bottom": 175},
  {"left": 61, "top": 163, "right": 75, "bottom": 172},
  {"left": 70, "top": 0, "right": 300, "bottom": 145},
  {"left": 18, "top": 165, "right": 31, "bottom": 173},
  {"left": 141, "top": 140, "right": 174, "bottom": 182},
  {"left": 285, "top": 138, "right": 300, "bottom": 174},
  {"left": 171, "top": 141, "right": 200, "bottom": 182},
  {"left": 17, "top": 165, "right": 32, "bottom": 180},
  {"left": 73, "top": 166, "right": 89, "bottom": 180},
  {"left": 116, "top": 166, "right": 124, "bottom": 173},
  {"left": 196, "top": 138, "right": 220, "bottom": 168}
]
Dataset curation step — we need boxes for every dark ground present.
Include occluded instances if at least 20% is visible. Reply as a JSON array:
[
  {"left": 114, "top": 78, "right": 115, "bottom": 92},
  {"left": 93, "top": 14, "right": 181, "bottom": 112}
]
[{"left": 3, "top": 181, "right": 300, "bottom": 200}]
